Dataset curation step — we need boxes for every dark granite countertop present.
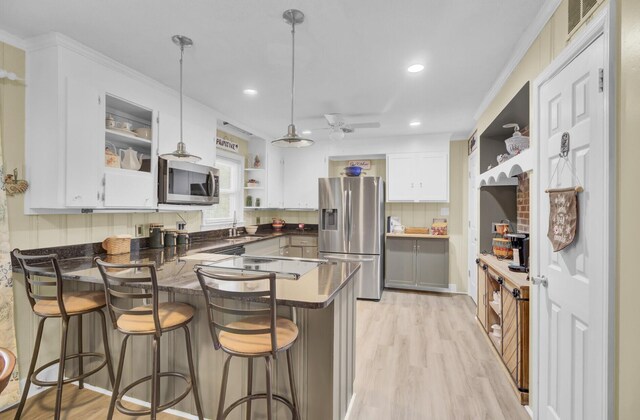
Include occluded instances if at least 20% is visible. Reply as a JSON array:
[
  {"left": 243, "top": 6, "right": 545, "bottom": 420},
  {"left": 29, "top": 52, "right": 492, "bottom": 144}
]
[{"left": 13, "top": 231, "right": 360, "bottom": 309}]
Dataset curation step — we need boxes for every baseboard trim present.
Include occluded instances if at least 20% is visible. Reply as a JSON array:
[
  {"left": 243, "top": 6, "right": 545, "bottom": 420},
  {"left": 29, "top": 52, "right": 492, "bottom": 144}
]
[
  {"left": 78, "top": 383, "right": 204, "bottom": 420},
  {"left": 384, "top": 285, "right": 466, "bottom": 295}
]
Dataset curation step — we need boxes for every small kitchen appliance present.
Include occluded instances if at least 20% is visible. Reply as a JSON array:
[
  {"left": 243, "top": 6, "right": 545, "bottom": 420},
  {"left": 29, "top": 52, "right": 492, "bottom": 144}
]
[
  {"left": 507, "top": 233, "right": 530, "bottom": 272},
  {"left": 158, "top": 158, "right": 219, "bottom": 205}
]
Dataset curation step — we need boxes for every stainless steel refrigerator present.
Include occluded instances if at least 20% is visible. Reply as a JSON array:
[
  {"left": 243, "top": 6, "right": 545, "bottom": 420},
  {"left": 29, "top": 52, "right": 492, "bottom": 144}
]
[{"left": 318, "top": 177, "right": 384, "bottom": 300}]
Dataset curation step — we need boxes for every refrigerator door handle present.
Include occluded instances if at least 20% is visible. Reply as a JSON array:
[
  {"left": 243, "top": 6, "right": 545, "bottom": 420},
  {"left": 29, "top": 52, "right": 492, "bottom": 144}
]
[
  {"left": 348, "top": 189, "right": 353, "bottom": 246},
  {"left": 344, "top": 189, "right": 351, "bottom": 250}
]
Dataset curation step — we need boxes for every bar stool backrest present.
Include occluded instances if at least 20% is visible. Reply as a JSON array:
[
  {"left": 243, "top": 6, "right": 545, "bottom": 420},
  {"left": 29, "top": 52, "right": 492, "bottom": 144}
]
[
  {"left": 12, "top": 249, "right": 68, "bottom": 318},
  {"left": 195, "top": 267, "right": 278, "bottom": 356},
  {"left": 94, "top": 258, "right": 161, "bottom": 335}
]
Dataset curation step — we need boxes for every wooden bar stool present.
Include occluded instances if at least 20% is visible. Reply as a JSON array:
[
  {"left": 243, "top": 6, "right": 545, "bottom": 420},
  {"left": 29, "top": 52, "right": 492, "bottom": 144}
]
[
  {"left": 195, "top": 267, "right": 300, "bottom": 420},
  {"left": 12, "top": 250, "right": 115, "bottom": 420},
  {"left": 95, "top": 258, "right": 204, "bottom": 420}
]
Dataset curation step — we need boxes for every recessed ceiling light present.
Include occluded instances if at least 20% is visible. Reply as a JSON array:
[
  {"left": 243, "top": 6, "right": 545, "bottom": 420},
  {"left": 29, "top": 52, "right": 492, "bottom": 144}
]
[
  {"left": 407, "top": 64, "right": 425, "bottom": 73},
  {"left": 243, "top": 88, "right": 258, "bottom": 96},
  {"left": 410, "top": 121, "right": 422, "bottom": 127},
  {"left": 302, "top": 130, "right": 312, "bottom": 135}
]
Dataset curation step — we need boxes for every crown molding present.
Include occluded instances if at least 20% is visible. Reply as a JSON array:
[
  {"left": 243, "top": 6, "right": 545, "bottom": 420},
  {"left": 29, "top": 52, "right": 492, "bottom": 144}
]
[
  {"left": 472, "top": 0, "right": 563, "bottom": 122},
  {"left": 0, "top": 27, "right": 26, "bottom": 50}
]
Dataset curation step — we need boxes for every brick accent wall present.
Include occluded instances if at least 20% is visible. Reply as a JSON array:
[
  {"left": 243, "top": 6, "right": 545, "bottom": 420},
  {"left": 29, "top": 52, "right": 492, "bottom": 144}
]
[{"left": 517, "top": 172, "right": 530, "bottom": 233}]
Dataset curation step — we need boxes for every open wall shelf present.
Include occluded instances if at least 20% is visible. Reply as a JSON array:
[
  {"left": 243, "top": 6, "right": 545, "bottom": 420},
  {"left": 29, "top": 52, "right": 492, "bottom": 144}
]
[
  {"left": 480, "top": 83, "right": 530, "bottom": 175},
  {"left": 478, "top": 148, "right": 533, "bottom": 187}
]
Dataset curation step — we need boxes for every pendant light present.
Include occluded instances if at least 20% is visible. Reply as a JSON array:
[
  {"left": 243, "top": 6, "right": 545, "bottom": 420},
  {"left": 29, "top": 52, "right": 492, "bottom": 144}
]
[
  {"left": 160, "top": 35, "right": 201, "bottom": 162},
  {"left": 272, "top": 9, "right": 314, "bottom": 148}
]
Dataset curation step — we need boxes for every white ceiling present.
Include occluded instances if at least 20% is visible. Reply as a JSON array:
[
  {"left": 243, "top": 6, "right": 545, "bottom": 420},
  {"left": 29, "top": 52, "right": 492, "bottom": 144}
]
[{"left": 0, "top": 0, "right": 546, "bottom": 141}]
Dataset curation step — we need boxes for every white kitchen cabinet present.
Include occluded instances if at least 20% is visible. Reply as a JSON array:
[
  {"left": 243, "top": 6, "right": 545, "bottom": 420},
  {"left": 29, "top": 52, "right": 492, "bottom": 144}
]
[
  {"left": 386, "top": 153, "right": 415, "bottom": 202},
  {"left": 386, "top": 152, "right": 449, "bottom": 202},
  {"left": 103, "top": 169, "right": 154, "bottom": 208},
  {"left": 25, "top": 33, "right": 221, "bottom": 213},
  {"left": 159, "top": 111, "right": 217, "bottom": 167},
  {"left": 65, "top": 78, "right": 102, "bottom": 208},
  {"left": 282, "top": 145, "right": 327, "bottom": 209},
  {"left": 266, "top": 144, "right": 284, "bottom": 208}
]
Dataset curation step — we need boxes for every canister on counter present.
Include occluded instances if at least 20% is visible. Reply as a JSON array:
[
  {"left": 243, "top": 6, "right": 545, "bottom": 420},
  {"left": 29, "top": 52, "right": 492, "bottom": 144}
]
[
  {"left": 149, "top": 224, "right": 164, "bottom": 249},
  {"left": 177, "top": 230, "right": 189, "bottom": 245},
  {"left": 492, "top": 237, "right": 513, "bottom": 259},
  {"left": 164, "top": 229, "right": 177, "bottom": 247}
]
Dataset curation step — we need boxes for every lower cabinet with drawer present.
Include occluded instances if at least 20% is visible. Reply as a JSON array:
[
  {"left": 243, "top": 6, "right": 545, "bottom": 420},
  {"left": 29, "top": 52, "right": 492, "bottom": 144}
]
[
  {"left": 476, "top": 254, "right": 530, "bottom": 405},
  {"left": 385, "top": 236, "right": 449, "bottom": 291},
  {"left": 279, "top": 235, "right": 318, "bottom": 259}
]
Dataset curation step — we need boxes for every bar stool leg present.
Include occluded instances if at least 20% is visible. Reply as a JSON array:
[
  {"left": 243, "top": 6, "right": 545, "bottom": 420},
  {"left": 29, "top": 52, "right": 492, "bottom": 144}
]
[
  {"left": 13, "top": 317, "right": 46, "bottom": 420},
  {"left": 54, "top": 317, "right": 70, "bottom": 420},
  {"left": 108, "top": 335, "right": 129, "bottom": 420},
  {"left": 217, "top": 354, "right": 232, "bottom": 420},
  {"left": 183, "top": 325, "right": 204, "bottom": 420},
  {"left": 246, "top": 358, "right": 253, "bottom": 420},
  {"left": 77, "top": 315, "right": 83, "bottom": 389},
  {"left": 151, "top": 335, "right": 160, "bottom": 420},
  {"left": 286, "top": 349, "right": 300, "bottom": 420},
  {"left": 97, "top": 310, "right": 115, "bottom": 385},
  {"left": 264, "top": 356, "right": 273, "bottom": 420}
]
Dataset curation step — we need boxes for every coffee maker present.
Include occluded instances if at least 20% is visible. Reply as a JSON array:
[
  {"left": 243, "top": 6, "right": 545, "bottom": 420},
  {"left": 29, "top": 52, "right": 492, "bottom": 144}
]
[{"left": 507, "top": 233, "right": 529, "bottom": 272}]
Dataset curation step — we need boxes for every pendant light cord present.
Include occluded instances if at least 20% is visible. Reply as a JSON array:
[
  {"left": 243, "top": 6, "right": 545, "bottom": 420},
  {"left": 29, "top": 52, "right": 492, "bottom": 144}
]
[
  {"left": 290, "top": 19, "right": 296, "bottom": 126},
  {"left": 179, "top": 44, "right": 184, "bottom": 145}
]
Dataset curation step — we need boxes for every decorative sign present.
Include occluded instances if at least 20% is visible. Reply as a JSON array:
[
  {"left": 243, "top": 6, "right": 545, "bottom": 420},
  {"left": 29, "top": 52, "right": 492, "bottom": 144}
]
[
  {"left": 547, "top": 189, "right": 578, "bottom": 252},
  {"left": 216, "top": 137, "right": 240, "bottom": 153},
  {"left": 348, "top": 160, "right": 371, "bottom": 169}
]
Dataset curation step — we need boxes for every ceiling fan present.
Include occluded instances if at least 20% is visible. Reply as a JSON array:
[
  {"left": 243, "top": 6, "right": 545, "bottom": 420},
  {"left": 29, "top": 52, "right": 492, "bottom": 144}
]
[{"left": 313, "top": 113, "right": 381, "bottom": 140}]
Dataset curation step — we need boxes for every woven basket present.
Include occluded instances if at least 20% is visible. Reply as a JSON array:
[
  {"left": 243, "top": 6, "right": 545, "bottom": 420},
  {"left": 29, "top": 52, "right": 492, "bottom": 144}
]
[{"left": 102, "top": 235, "right": 132, "bottom": 255}]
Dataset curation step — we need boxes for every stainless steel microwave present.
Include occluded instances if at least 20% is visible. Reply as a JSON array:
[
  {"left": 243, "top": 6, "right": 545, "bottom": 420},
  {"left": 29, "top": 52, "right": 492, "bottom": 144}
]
[{"left": 158, "top": 158, "right": 219, "bottom": 205}]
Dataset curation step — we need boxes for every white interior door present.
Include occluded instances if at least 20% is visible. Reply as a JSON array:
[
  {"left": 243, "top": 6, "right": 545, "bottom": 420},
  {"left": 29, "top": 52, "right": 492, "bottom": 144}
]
[
  {"left": 536, "top": 35, "right": 607, "bottom": 420},
  {"left": 468, "top": 151, "right": 478, "bottom": 303}
]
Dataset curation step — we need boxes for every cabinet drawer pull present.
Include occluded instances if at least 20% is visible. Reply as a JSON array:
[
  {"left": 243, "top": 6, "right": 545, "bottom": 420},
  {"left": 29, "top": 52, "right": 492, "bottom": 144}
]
[
  {"left": 475, "top": 258, "right": 480, "bottom": 265},
  {"left": 482, "top": 264, "right": 488, "bottom": 271}
]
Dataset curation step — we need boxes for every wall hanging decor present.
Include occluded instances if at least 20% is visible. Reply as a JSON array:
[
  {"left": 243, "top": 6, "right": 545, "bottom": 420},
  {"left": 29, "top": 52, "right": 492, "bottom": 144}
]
[
  {"left": 2, "top": 168, "right": 28, "bottom": 196},
  {"left": 546, "top": 132, "right": 583, "bottom": 252}
]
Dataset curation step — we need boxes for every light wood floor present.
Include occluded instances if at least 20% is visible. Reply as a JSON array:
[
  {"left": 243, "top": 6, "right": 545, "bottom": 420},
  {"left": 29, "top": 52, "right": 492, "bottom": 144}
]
[
  {"left": 0, "top": 386, "right": 175, "bottom": 420},
  {"left": 2, "top": 291, "right": 529, "bottom": 419},
  {"left": 349, "top": 290, "right": 530, "bottom": 420}
]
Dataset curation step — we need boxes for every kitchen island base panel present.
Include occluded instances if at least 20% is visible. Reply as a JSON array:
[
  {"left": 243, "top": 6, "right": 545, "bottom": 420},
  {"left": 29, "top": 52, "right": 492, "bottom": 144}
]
[{"left": 13, "top": 276, "right": 356, "bottom": 420}]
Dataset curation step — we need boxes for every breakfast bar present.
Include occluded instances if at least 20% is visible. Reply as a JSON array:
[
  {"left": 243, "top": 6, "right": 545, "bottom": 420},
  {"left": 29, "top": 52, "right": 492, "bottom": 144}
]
[{"left": 12, "top": 239, "right": 360, "bottom": 420}]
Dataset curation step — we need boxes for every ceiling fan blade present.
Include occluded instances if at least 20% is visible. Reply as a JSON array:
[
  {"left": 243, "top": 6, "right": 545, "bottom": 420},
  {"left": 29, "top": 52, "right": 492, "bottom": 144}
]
[
  {"left": 348, "top": 122, "right": 381, "bottom": 129},
  {"left": 324, "top": 113, "right": 345, "bottom": 126}
]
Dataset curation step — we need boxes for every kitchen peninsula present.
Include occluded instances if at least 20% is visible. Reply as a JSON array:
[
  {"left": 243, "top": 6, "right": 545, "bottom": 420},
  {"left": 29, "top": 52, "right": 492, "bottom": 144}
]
[{"left": 12, "top": 233, "right": 359, "bottom": 420}]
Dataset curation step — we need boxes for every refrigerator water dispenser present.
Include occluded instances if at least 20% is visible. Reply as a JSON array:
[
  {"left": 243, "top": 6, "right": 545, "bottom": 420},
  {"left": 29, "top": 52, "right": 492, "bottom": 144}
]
[{"left": 321, "top": 209, "right": 338, "bottom": 230}]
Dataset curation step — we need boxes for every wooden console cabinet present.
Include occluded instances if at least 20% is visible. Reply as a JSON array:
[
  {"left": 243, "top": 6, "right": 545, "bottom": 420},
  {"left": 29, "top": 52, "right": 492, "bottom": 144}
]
[{"left": 476, "top": 254, "right": 530, "bottom": 405}]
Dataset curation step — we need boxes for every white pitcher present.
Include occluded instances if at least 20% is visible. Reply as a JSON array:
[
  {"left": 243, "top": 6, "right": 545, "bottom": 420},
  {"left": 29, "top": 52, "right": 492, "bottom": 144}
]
[{"left": 119, "top": 148, "right": 142, "bottom": 170}]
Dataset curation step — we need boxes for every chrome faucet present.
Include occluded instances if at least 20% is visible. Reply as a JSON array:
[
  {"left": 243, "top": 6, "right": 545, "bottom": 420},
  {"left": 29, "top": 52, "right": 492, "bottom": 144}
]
[{"left": 231, "top": 211, "right": 238, "bottom": 237}]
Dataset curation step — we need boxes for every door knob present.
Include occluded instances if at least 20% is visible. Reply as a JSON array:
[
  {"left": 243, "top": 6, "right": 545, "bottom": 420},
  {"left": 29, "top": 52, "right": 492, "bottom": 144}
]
[{"left": 531, "top": 275, "right": 548, "bottom": 287}]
